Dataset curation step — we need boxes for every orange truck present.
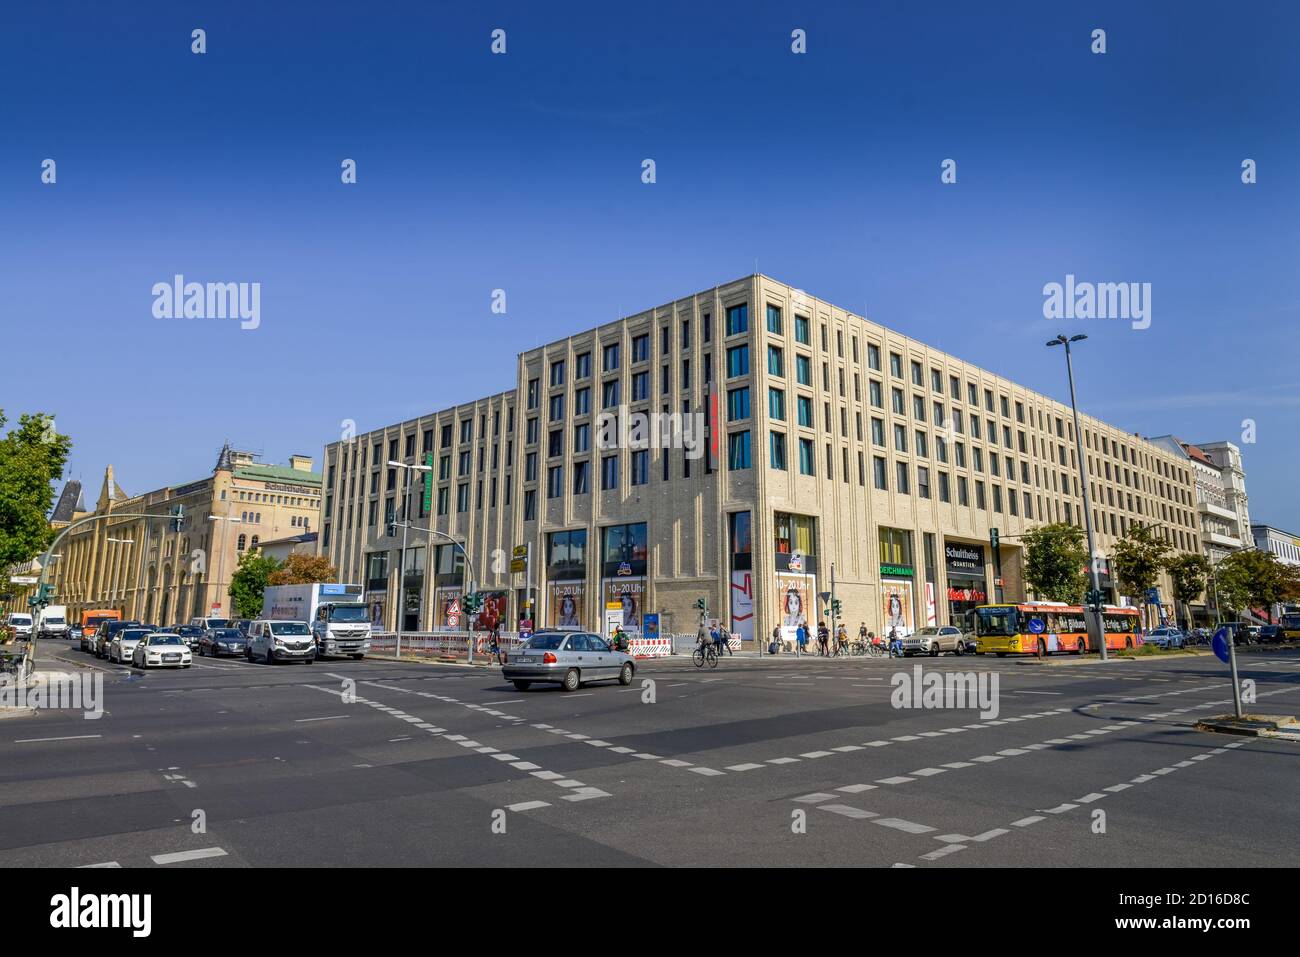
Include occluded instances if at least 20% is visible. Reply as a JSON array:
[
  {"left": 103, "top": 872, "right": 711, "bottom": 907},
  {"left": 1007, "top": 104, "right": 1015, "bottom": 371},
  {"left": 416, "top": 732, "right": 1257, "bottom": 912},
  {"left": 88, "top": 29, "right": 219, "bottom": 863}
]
[{"left": 78, "top": 609, "right": 121, "bottom": 650}]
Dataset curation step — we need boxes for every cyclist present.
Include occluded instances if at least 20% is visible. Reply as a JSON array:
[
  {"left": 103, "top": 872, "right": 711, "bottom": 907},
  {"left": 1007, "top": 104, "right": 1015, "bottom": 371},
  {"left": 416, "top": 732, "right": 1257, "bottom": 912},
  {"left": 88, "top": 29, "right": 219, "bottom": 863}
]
[{"left": 817, "top": 621, "right": 830, "bottom": 656}]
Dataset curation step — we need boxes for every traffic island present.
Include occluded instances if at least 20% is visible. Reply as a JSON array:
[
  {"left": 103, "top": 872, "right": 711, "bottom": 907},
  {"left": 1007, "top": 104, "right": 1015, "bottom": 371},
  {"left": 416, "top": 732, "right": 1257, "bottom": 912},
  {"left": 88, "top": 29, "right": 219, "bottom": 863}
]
[{"left": 1195, "top": 713, "right": 1300, "bottom": 741}]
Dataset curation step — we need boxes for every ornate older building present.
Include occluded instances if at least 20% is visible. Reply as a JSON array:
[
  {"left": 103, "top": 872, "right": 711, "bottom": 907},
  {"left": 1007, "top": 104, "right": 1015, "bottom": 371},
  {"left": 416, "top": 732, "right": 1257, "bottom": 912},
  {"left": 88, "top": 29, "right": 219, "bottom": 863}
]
[{"left": 49, "top": 445, "right": 321, "bottom": 624}]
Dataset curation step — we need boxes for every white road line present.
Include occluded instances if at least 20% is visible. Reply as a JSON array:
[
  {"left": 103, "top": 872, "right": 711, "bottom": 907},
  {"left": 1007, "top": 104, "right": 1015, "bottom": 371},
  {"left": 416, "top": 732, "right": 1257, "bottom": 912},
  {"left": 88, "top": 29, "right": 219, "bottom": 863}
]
[
  {"left": 506, "top": 801, "right": 551, "bottom": 812},
  {"left": 483, "top": 699, "right": 525, "bottom": 705},
  {"left": 294, "top": 715, "right": 350, "bottom": 723},
  {"left": 14, "top": 734, "right": 102, "bottom": 744},
  {"left": 78, "top": 861, "right": 121, "bottom": 868},
  {"left": 151, "top": 847, "right": 228, "bottom": 865}
]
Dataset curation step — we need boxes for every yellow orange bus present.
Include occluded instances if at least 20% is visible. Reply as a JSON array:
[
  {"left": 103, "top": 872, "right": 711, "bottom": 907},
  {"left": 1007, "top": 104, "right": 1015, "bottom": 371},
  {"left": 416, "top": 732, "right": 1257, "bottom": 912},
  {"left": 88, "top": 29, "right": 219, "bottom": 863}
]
[
  {"left": 971, "top": 602, "right": 1142, "bottom": 657},
  {"left": 1279, "top": 613, "right": 1300, "bottom": 641}
]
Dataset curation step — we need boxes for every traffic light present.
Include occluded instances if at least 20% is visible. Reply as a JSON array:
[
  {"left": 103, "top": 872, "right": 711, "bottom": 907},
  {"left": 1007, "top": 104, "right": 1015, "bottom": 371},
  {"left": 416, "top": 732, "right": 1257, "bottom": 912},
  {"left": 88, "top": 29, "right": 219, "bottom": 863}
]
[
  {"left": 170, "top": 504, "right": 185, "bottom": 532},
  {"left": 990, "top": 527, "right": 1000, "bottom": 552},
  {"left": 386, "top": 521, "right": 398, "bottom": 537},
  {"left": 831, "top": 598, "right": 843, "bottom": 618},
  {"left": 462, "top": 592, "right": 482, "bottom": 615},
  {"left": 695, "top": 597, "right": 707, "bottom": 611}
]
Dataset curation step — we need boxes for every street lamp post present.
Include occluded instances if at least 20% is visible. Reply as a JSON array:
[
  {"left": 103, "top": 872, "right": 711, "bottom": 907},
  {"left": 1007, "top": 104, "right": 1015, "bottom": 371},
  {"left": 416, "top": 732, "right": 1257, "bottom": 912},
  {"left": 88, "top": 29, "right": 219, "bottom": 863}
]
[
  {"left": 1047, "top": 333, "right": 1108, "bottom": 661},
  {"left": 209, "top": 510, "right": 242, "bottom": 620},
  {"left": 388, "top": 460, "right": 433, "bottom": 659},
  {"left": 106, "top": 538, "right": 133, "bottom": 611}
]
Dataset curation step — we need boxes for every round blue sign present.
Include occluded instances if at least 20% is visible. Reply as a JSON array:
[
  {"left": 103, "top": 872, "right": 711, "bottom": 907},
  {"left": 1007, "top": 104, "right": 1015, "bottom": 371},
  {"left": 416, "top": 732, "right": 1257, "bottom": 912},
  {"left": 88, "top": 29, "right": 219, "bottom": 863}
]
[
  {"left": 1028, "top": 618, "right": 1045, "bottom": 634},
  {"left": 1211, "top": 626, "right": 1230, "bottom": 664}
]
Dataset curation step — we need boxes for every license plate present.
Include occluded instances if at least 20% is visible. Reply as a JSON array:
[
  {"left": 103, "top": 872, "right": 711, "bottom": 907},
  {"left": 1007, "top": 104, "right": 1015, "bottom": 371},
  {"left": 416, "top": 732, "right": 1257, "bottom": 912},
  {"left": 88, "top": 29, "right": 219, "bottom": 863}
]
[
  {"left": 514, "top": 656, "right": 533, "bottom": 664},
  {"left": 163, "top": 654, "right": 181, "bottom": 661}
]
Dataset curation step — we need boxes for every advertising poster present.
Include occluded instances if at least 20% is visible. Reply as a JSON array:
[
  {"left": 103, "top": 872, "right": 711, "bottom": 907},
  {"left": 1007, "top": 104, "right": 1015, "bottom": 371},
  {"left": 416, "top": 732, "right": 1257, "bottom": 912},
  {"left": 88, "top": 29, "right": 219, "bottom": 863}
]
[
  {"left": 547, "top": 581, "right": 586, "bottom": 630},
  {"left": 368, "top": 597, "right": 386, "bottom": 631},
  {"left": 776, "top": 573, "right": 815, "bottom": 647},
  {"left": 925, "top": 582, "right": 937, "bottom": 627},
  {"left": 435, "top": 588, "right": 461, "bottom": 629},
  {"left": 881, "top": 579, "right": 915, "bottom": 637},
  {"left": 602, "top": 578, "right": 645, "bottom": 634},
  {"left": 473, "top": 591, "right": 508, "bottom": 631},
  {"left": 730, "top": 570, "right": 755, "bottom": 643}
]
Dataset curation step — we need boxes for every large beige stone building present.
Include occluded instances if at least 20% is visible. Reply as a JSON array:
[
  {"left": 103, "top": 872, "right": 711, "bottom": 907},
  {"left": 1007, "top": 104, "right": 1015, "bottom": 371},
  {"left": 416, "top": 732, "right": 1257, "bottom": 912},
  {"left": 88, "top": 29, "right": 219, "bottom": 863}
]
[
  {"left": 49, "top": 446, "right": 322, "bottom": 624},
  {"left": 320, "top": 275, "right": 1201, "bottom": 645}
]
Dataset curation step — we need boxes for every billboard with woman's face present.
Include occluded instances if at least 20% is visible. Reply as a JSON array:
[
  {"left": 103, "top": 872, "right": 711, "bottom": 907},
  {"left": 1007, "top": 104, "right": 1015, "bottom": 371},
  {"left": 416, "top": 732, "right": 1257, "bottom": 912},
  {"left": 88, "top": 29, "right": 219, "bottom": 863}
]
[
  {"left": 602, "top": 578, "right": 644, "bottom": 633},
  {"left": 881, "top": 580, "right": 916, "bottom": 637},
  {"left": 776, "top": 574, "right": 815, "bottom": 645},
  {"left": 547, "top": 581, "right": 585, "bottom": 629}
]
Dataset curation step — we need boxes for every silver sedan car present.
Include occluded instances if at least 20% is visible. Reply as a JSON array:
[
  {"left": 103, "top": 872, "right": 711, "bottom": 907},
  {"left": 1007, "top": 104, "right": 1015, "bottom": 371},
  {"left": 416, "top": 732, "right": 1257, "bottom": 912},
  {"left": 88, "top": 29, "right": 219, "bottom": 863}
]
[{"left": 502, "top": 630, "right": 635, "bottom": 692}]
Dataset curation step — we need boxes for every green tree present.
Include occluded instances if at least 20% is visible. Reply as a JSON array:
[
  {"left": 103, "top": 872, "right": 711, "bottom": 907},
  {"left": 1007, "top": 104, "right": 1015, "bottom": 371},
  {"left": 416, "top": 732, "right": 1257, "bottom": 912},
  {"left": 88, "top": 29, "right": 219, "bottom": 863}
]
[
  {"left": 1216, "top": 549, "right": 1300, "bottom": 620},
  {"left": 0, "top": 411, "right": 72, "bottom": 569},
  {"left": 229, "top": 550, "right": 282, "bottom": 618},
  {"left": 1022, "top": 522, "right": 1088, "bottom": 602},
  {"left": 266, "top": 553, "right": 338, "bottom": 586},
  {"left": 1111, "top": 524, "right": 1171, "bottom": 624},
  {"left": 1166, "top": 553, "right": 1210, "bottom": 627}
]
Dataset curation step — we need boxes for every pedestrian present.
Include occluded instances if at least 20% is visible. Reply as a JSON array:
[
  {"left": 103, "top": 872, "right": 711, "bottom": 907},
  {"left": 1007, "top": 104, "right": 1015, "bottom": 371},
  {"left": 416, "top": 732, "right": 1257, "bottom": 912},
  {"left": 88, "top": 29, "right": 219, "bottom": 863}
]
[
  {"left": 858, "top": 621, "right": 868, "bottom": 642},
  {"left": 817, "top": 621, "right": 829, "bottom": 656},
  {"left": 717, "top": 623, "right": 733, "bottom": 656},
  {"left": 888, "top": 626, "right": 902, "bottom": 658},
  {"left": 796, "top": 622, "right": 808, "bottom": 657},
  {"left": 489, "top": 622, "right": 503, "bottom": 665},
  {"left": 836, "top": 623, "right": 848, "bottom": 656},
  {"left": 710, "top": 622, "right": 725, "bottom": 657},
  {"left": 770, "top": 624, "right": 781, "bottom": 656}
]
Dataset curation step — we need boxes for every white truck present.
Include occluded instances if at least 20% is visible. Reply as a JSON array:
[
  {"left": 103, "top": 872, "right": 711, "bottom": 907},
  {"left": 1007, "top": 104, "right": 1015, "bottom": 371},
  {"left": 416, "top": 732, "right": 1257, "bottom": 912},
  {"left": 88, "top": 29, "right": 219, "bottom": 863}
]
[
  {"left": 260, "top": 583, "right": 371, "bottom": 659},
  {"left": 38, "top": 605, "right": 68, "bottom": 639}
]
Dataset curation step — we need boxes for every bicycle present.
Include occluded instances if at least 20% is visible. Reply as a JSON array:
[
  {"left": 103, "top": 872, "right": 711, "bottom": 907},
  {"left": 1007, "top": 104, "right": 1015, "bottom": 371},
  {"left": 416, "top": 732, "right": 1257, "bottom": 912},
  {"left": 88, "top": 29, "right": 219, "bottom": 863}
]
[
  {"left": 692, "top": 642, "right": 718, "bottom": 668},
  {"left": 848, "top": 639, "right": 868, "bottom": 657},
  {"left": 865, "top": 640, "right": 888, "bottom": 658}
]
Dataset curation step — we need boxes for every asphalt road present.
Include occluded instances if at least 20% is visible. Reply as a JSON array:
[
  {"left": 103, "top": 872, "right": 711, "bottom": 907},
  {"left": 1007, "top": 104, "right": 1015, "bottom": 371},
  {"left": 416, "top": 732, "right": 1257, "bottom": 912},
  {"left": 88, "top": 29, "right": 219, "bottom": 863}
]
[{"left": 2, "top": 638, "right": 1297, "bottom": 868}]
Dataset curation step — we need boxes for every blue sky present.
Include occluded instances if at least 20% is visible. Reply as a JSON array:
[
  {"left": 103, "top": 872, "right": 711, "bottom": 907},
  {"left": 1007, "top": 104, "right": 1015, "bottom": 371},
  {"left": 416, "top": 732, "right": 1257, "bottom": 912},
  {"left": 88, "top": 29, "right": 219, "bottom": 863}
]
[{"left": 2, "top": 1, "right": 1297, "bottom": 529}]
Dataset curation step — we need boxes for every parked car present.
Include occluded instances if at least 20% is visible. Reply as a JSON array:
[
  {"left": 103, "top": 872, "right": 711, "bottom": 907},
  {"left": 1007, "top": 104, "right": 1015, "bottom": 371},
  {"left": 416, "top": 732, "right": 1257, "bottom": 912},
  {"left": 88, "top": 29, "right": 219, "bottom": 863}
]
[
  {"left": 502, "top": 629, "right": 634, "bottom": 692},
  {"left": 68, "top": 625, "right": 84, "bottom": 645},
  {"left": 1259, "top": 625, "right": 1282, "bottom": 643},
  {"left": 199, "top": 627, "right": 248, "bottom": 658},
  {"left": 1145, "top": 627, "right": 1186, "bottom": 650},
  {"left": 95, "top": 620, "right": 141, "bottom": 658},
  {"left": 131, "top": 633, "right": 192, "bottom": 669},
  {"left": 5, "top": 613, "right": 33, "bottom": 638},
  {"left": 247, "top": 620, "right": 316, "bottom": 665},
  {"left": 108, "top": 627, "right": 153, "bottom": 664},
  {"left": 899, "top": 625, "right": 967, "bottom": 657},
  {"left": 1221, "top": 622, "right": 1253, "bottom": 645}
]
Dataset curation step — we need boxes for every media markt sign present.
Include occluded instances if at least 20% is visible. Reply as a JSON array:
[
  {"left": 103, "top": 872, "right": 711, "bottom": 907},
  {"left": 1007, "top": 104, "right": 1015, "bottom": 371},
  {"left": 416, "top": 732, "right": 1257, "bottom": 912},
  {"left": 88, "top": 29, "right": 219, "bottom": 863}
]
[{"left": 880, "top": 563, "right": 913, "bottom": 578}]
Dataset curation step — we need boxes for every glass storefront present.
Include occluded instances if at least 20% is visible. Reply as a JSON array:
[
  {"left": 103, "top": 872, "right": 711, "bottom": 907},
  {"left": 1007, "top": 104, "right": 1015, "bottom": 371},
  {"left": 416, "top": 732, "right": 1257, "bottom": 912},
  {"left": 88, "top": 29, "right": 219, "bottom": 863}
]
[
  {"left": 546, "top": 529, "right": 587, "bottom": 629},
  {"left": 944, "top": 542, "right": 988, "bottom": 626},
  {"left": 602, "top": 523, "right": 647, "bottom": 636},
  {"left": 879, "top": 528, "right": 916, "bottom": 637},
  {"left": 729, "top": 511, "right": 754, "bottom": 643}
]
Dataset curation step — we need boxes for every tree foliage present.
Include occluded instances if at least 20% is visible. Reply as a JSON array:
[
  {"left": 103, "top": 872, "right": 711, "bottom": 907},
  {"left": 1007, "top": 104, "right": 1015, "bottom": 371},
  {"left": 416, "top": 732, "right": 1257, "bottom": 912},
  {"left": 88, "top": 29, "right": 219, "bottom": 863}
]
[
  {"left": 0, "top": 411, "right": 72, "bottom": 569},
  {"left": 1022, "top": 522, "right": 1088, "bottom": 603},
  {"left": 229, "top": 550, "right": 282, "bottom": 618},
  {"left": 1166, "top": 553, "right": 1210, "bottom": 607},
  {"left": 1216, "top": 549, "right": 1300, "bottom": 618},
  {"left": 267, "top": 553, "right": 339, "bottom": 586},
  {"left": 1111, "top": 523, "right": 1171, "bottom": 601}
]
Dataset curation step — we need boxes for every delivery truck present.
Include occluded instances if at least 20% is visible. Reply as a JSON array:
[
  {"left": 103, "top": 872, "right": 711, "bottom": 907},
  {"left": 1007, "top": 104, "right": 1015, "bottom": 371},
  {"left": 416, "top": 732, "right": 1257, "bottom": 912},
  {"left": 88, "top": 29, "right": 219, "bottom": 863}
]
[
  {"left": 260, "top": 583, "right": 371, "bottom": 659},
  {"left": 38, "top": 605, "right": 68, "bottom": 638}
]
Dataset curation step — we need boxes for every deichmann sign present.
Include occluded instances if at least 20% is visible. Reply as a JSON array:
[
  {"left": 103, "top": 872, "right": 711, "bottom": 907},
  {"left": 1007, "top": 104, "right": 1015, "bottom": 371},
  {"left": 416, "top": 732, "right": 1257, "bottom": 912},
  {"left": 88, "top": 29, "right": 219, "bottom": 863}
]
[{"left": 879, "top": 563, "right": 913, "bottom": 578}]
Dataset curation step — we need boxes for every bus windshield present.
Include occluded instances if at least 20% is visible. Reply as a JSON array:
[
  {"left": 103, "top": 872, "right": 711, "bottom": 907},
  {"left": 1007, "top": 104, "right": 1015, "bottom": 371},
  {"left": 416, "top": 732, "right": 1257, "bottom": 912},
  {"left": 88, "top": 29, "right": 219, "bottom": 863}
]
[
  {"left": 975, "top": 607, "right": 1020, "bottom": 637},
  {"left": 328, "top": 605, "right": 368, "bottom": 623}
]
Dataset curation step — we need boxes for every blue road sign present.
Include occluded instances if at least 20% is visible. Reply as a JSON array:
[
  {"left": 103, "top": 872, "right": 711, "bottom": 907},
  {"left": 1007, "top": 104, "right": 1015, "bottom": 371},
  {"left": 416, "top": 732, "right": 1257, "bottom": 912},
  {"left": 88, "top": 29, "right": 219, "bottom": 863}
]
[
  {"left": 1212, "top": 626, "right": 1230, "bottom": 664},
  {"left": 1028, "top": 617, "right": 1046, "bottom": 634}
]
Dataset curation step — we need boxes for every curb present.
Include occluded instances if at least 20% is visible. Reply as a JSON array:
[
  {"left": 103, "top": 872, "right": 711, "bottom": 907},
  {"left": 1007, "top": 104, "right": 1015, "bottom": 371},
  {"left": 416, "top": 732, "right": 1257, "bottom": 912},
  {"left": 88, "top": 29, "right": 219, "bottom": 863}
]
[{"left": 1194, "top": 713, "right": 1300, "bottom": 740}]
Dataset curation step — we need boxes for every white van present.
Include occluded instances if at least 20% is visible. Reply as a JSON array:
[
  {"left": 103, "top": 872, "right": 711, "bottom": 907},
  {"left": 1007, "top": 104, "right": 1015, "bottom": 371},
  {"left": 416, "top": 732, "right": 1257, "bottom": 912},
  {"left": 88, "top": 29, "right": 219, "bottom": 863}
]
[
  {"left": 39, "top": 605, "right": 68, "bottom": 638},
  {"left": 190, "top": 616, "right": 231, "bottom": 632},
  {"left": 6, "top": 613, "right": 33, "bottom": 637},
  {"left": 246, "top": 620, "right": 316, "bottom": 665}
]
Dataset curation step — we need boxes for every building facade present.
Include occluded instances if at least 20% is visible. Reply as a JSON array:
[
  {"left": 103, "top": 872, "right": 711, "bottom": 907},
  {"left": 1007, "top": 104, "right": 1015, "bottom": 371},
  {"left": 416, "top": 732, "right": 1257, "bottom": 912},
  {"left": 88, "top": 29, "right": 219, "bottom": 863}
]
[
  {"left": 48, "top": 446, "right": 322, "bottom": 625},
  {"left": 1149, "top": 436, "right": 1252, "bottom": 566},
  {"left": 321, "top": 275, "right": 1201, "bottom": 646}
]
